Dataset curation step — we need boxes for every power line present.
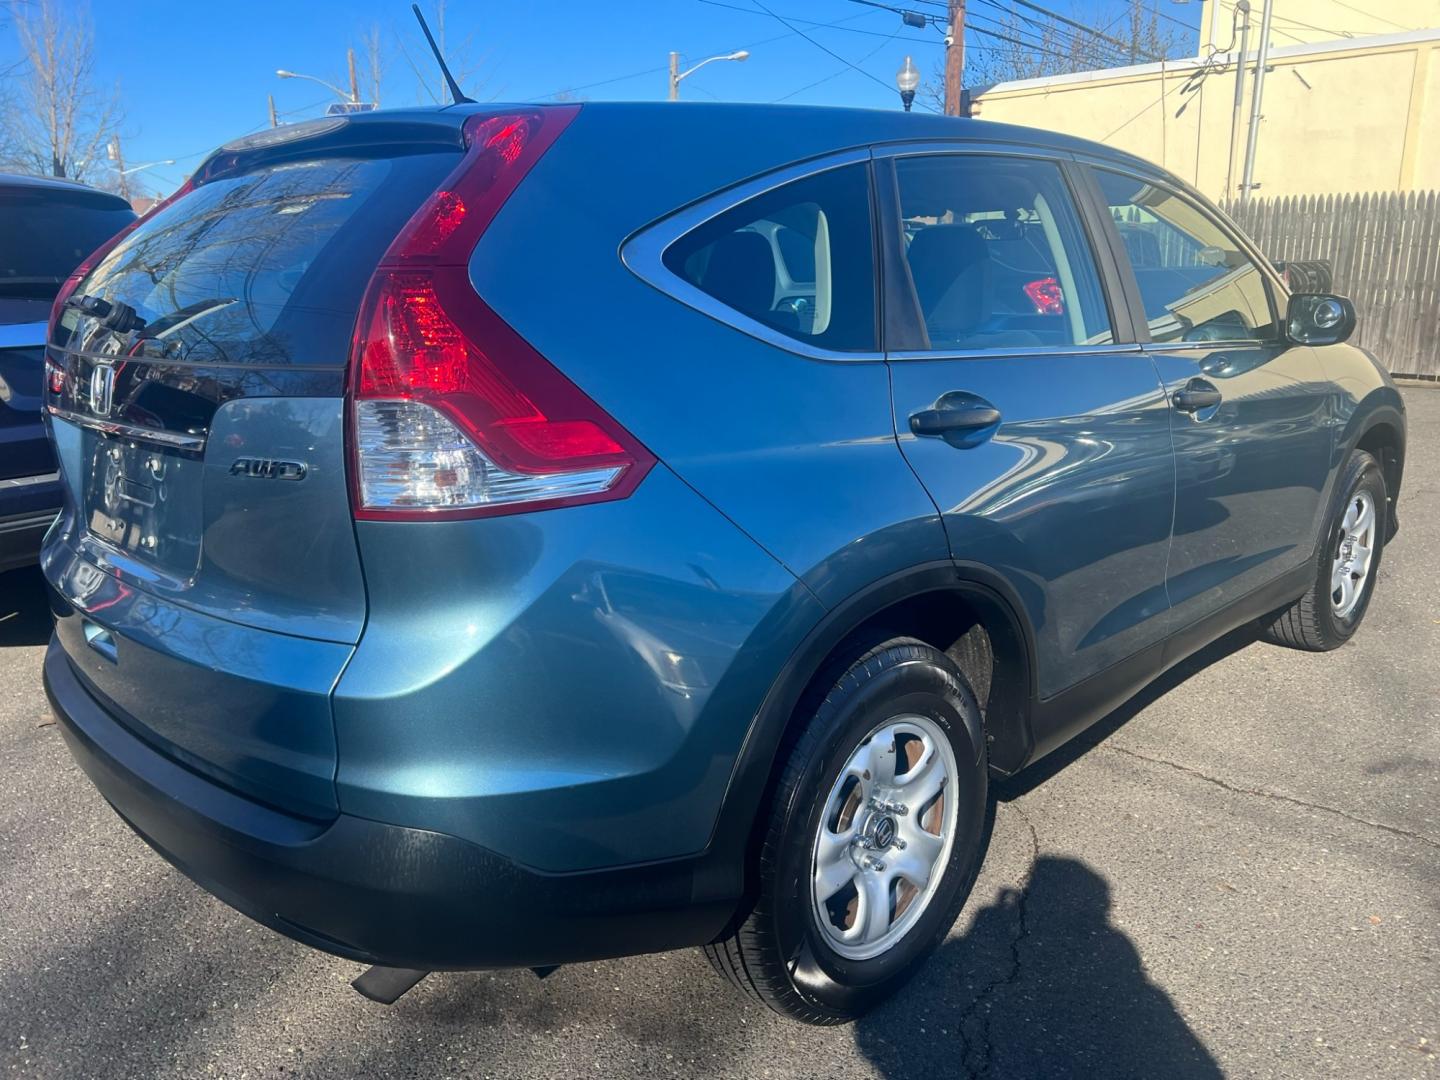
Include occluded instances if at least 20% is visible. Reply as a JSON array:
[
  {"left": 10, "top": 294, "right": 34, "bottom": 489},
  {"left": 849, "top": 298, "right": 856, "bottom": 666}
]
[
  {"left": 749, "top": 0, "right": 905, "bottom": 95},
  {"left": 771, "top": 22, "right": 903, "bottom": 102},
  {"left": 1330, "top": 0, "right": 1413, "bottom": 32},
  {"left": 1214, "top": 1, "right": 1307, "bottom": 46},
  {"left": 696, "top": 0, "right": 936, "bottom": 43},
  {"left": 540, "top": 1, "right": 886, "bottom": 101},
  {"left": 1099, "top": 60, "right": 1188, "bottom": 141},
  {"left": 966, "top": 13, "right": 1120, "bottom": 64},
  {"left": 839, "top": 0, "right": 1124, "bottom": 67},
  {"left": 974, "top": 0, "right": 1166, "bottom": 61}
]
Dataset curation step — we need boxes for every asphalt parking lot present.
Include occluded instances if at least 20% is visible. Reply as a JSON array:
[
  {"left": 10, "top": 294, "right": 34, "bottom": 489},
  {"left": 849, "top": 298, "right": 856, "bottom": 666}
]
[{"left": 1, "top": 385, "right": 1436, "bottom": 1080}]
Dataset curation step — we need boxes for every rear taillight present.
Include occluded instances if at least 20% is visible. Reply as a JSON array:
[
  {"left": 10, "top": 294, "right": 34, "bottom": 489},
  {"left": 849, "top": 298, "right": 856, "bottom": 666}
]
[
  {"left": 1022, "top": 276, "right": 1065, "bottom": 316},
  {"left": 349, "top": 105, "right": 653, "bottom": 520}
]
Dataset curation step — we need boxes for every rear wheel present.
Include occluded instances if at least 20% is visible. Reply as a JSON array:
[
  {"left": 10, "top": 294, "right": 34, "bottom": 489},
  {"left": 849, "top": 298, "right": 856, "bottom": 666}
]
[
  {"left": 1261, "top": 448, "right": 1387, "bottom": 651},
  {"left": 704, "top": 637, "right": 989, "bottom": 1024}
]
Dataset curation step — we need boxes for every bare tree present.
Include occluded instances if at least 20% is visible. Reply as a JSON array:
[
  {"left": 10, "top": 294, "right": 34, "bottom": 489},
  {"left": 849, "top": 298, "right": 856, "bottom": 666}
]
[
  {"left": 926, "top": 0, "right": 1184, "bottom": 111},
  {"left": 396, "top": 0, "right": 491, "bottom": 104},
  {"left": 357, "top": 23, "right": 385, "bottom": 107},
  {"left": 1, "top": 0, "right": 122, "bottom": 181}
]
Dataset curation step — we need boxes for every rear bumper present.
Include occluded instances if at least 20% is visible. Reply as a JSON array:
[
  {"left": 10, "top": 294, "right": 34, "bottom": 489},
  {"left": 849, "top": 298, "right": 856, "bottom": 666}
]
[{"left": 44, "top": 638, "right": 735, "bottom": 970}]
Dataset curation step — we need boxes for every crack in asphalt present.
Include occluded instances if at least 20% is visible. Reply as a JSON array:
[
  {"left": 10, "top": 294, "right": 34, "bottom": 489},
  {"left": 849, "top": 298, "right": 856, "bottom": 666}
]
[
  {"left": 958, "top": 804, "right": 1040, "bottom": 1079},
  {"left": 1099, "top": 742, "right": 1440, "bottom": 852}
]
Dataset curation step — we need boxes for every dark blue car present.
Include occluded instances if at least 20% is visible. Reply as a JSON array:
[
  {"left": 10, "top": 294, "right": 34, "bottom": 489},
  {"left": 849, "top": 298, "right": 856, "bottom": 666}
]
[
  {"left": 1, "top": 174, "right": 134, "bottom": 573},
  {"left": 38, "top": 104, "right": 1404, "bottom": 1023}
]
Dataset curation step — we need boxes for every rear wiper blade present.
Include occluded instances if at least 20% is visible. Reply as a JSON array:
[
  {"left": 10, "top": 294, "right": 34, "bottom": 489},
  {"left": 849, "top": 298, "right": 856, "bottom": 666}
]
[{"left": 65, "top": 293, "right": 146, "bottom": 333}]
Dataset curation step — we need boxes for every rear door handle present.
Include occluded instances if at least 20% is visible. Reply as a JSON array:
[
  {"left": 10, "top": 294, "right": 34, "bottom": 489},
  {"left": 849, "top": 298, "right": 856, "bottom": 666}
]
[
  {"left": 909, "top": 404, "right": 1002, "bottom": 438},
  {"left": 1172, "top": 381, "right": 1222, "bottom": 413}
]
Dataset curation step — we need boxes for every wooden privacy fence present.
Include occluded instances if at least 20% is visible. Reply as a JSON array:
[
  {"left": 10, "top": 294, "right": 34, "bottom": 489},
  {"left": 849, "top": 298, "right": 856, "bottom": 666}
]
[{"left": 1222, "top": 191, "right": 1440, "bottom": 379}]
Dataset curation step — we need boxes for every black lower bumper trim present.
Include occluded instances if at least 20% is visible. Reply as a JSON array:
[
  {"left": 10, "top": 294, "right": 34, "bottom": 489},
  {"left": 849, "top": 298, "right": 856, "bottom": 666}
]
[
  {"left": 0, "top": 510, "right": 56, "bottom": 573},
  {"left": 44, "top": 639, "right": 737, "bottom": 970}
]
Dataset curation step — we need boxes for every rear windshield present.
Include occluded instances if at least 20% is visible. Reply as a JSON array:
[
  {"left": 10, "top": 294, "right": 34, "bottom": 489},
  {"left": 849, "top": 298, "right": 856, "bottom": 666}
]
[
  {"left": 0, "top": 189, "right": 135, "bottom": 300},
  {"left": 59, "top": 151, "right": 458, "bottom": 367}
]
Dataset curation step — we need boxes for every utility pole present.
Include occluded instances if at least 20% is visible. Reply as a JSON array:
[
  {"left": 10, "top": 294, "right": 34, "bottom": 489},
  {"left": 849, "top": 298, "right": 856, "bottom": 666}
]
[
  {"left": 1223, "top": 1, "right": 1252, "bottom": 203},
  {"left": 109, "top": 135, "right": 130, "bottom": 204},
  {"left": 1239, "top": 0, "right": 1274, "bottom": 202},
  {"left": 668, "top": 51, "right": 680, "bottom": 101},
  {"left": 347, "top": 47, "right": 360, "bottom": 103},
  {"left": 944, "top": 0, "right": 965, "bottom": 116},
  {"left": 268, "top": 93, "right": 279, "bottom": 128}
]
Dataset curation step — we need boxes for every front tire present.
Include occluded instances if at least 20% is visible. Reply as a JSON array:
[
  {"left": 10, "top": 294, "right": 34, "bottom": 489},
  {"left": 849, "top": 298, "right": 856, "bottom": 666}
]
[
  {"left": 1261, "top": 448, "right": 1387, "bottom": 651},
  {"left": 704, "top": 637, "right": 989, "bottom": 1024}
]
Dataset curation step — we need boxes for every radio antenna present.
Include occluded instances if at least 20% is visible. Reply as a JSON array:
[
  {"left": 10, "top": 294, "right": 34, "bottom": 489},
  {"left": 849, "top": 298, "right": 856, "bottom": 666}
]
[{"left": 411, "top": 3, "right": 474, "bottom": 105}]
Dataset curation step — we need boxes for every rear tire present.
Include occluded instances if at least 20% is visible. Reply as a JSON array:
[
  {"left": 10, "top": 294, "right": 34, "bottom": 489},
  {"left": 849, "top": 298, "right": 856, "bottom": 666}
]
[
  {"left": 704, "top": 637, "right": 989, "bottom": 1025},
  {"left": 1260, "top": 448, "right": 1387, "bottom": 651}
]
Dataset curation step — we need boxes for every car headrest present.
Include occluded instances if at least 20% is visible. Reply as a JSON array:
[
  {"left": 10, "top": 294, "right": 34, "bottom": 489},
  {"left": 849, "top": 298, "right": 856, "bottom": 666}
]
[
  {"left": 699, "top": 231, "right": 776, "bottom": 323},
  {"left": 906, "top": 223, "right": 992, "bottom": 336}
]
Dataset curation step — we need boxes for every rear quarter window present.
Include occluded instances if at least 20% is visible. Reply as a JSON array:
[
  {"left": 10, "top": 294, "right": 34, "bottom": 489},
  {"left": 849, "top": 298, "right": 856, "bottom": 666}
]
[
  {"left": 59, "top": 151, "right": 458, "bottom": 367},
  {"left": 662, "top": 162, "right": 876, "bottom": 352}
]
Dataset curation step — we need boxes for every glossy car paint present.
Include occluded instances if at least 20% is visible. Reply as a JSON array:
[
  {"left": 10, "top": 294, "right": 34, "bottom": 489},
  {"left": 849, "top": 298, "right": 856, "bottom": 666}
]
[
  {"left": 44, "top": 387, "right": 363, "bottom": 819},
  {"left": 39, "top": 104, "right": 1405, "bottom": 971},
  {"left": 890, "top": 348, "right": 1175, "bottom": 698},
  {"left": 334, "top": 464, "right": 821, "bottom": 869}
]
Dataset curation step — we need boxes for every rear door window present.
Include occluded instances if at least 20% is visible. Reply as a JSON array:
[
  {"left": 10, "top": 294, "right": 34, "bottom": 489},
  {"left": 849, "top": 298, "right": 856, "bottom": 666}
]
[
  {"left": 892, "top": 154, "right": 1113, "bottom": 350},
  {"left": 60, "top": 151, "right": 458, "bottom": 366},
  {"left": 663, "top": 162, "right": 876, "bottom": 352},
  {"left": 1094, "top": 168, "right": 1278, "bottom": 343},
  {"left": 0, "top": 188, "right": 135, "bottom": 300}
]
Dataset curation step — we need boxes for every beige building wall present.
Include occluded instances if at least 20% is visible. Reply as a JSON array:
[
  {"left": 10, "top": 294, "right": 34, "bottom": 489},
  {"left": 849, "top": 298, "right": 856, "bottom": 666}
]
[
  {"left": 1199, "top": 1, "right": 1440, "bottom": 50},
  {"left": 973, "top": 28, "right": 1440, "bottom": 202}
]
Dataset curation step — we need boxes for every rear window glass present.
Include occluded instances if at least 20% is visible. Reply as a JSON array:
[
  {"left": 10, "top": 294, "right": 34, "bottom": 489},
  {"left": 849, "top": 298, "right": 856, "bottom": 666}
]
[
  {"left": 0, "top": 190, "right": 135, "bottom": 300},
  {"left": 59, "top": 151, "right": 457, "bottom": 366},
  {"left": 663, "top": 163, "right": 876, "bottom": 352}
]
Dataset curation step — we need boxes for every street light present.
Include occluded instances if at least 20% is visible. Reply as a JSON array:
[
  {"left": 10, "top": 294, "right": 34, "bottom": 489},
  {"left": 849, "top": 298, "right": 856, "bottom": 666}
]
[
  {"left": 668, "top": 50, "right": 749, "bottom": 101},
  {"left": 896, "top": 56, "right": 920, "bottom": 112},
  {"left": 276, "top": 68, "right": 356, "bottom": 104}
]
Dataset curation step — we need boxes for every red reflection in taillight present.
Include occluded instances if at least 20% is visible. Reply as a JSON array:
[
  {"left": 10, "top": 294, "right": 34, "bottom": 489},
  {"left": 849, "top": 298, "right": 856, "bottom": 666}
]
[{"left": 1022, "top": 276, "right": 1065, "bottom": 316}]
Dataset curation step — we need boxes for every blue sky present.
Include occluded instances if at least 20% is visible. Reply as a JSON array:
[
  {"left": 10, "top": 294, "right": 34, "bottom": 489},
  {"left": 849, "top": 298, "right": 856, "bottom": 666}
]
[{"left": 2, "top": 0, "right": 1203, "bottom": 197}]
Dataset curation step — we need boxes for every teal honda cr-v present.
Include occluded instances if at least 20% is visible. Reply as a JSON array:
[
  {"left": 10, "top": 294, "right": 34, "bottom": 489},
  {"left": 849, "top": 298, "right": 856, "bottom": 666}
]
[{"left": 39, "top": 102, "right": 1404, "bottom": 1023}]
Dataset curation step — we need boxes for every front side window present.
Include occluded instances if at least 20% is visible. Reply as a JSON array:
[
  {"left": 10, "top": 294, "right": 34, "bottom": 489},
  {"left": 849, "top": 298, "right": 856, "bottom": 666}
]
[
  {"left": 663, "top": 163, "right": 876, "bottom": 352},
  {"left": 1095, "top": 168, "right": 1277, "bottom": 344},
  {"left": 893, "top": 154, "right": 1113, "bottom": 351}
]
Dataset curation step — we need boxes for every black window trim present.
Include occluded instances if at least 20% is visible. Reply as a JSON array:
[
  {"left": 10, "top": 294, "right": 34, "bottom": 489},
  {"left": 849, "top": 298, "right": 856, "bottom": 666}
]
[
  {"left": 620, "top": 147, "right": 884, "bottom": 363},
  {"left": 869, "top": 140, "right": 1146, "bottom": 361},
  {"left": 1078, "top": 159, "right": 1287, "bottom": 349}
]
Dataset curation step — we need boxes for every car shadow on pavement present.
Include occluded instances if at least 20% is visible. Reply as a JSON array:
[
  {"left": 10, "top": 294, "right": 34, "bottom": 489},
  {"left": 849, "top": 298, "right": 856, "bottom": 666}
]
[
  {"left": 997, "top": 623, "right": 1263, "bottom": 800},
  {"left": 856, "top": 855, "right": 1223, "bottom": 1079},
  {"left": 0, "top": 567, "right": 51, "bottom": 649}
]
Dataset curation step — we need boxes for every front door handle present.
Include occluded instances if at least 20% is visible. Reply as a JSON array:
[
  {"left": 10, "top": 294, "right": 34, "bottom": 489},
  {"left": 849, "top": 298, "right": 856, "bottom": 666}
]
[
  {"left": 1172, "top": 380, "right": 1222, "bottom": 413},
  {"left": 909, "top": 404, "right": 1002, "bottom": 439}
]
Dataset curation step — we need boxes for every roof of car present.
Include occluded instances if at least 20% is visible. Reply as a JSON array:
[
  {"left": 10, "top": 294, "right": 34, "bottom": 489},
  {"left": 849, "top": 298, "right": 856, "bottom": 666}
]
[
  {"left": 338, "top": 101, "right": 1168, "bottom": 180},
  {"left": 0, "top": 171, "right": 132, "bottom": 207}
]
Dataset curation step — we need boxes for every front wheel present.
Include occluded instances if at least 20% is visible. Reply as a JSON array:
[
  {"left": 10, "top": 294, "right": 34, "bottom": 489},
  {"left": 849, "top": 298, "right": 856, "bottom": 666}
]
[
  {"left": 1261, "top": 448, "right": 1388, "bottom": 651},
  {"left": 704, "top": 637, "right": 989, "bottom": 1024}
]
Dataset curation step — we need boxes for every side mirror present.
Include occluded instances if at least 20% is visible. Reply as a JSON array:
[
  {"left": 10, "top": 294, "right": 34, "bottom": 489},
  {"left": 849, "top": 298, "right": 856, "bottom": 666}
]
[{"left": 1286, "top": 293, "right": 1355, "bottom": 346}]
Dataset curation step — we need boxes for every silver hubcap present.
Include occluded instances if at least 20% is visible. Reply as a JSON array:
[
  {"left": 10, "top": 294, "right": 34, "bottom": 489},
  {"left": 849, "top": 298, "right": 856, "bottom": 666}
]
[
  {"left": 1331, "top": 490, "right": 1377, "bottom": 618},
  {"left": 810, "top": 715, "right": 958, "bottom": 961}
]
